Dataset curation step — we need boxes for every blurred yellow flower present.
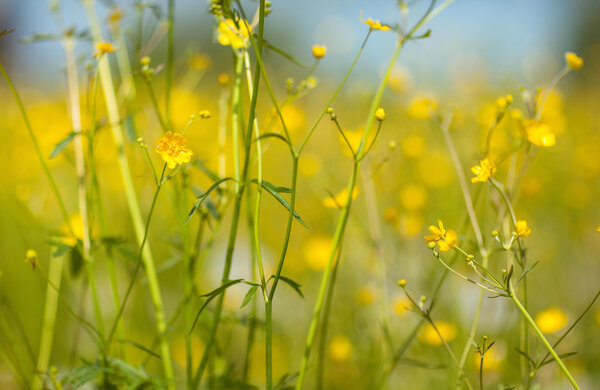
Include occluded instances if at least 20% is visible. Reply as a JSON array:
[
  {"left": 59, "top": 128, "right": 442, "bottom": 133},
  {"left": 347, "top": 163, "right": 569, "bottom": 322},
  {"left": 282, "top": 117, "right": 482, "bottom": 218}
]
[
  {"left": 399, "top": 184, "right": 427, "bottom": 211},
  {"left": 363, "top": 18, "right": 390, "bottom": 31},
  {"left": 298, "top": 153, "right": 321, "bottom": 177},
  {"left": 419, "top": 321, "right": 457, "bottom": 346},
  {"left": 596, "top": 226, "right": 600, "bottom": 232},
  {"left": 217, "top": 73, "right": 231, "bottom": 86},
  {"left": 496, "top": 94, "right": 513, "bottom": 111},
  {"left": 156, "top": 131, "right": 193, "bottom": 169},
  {"left": 93, "top": 41, "right": 115, "bottom": 58},
  {"left": 303, "top": 235, "right": 333, "bottom": 270},
  {"left": 402, "top": 213, "right": 424, "bottom": 237},
  {"left": 217, "top": 18, "right": 251, "bottom": 49},
  {"left": 355, "top": 286, "right": 376, "bottom": 306},
  {"left": 323, "top": 187, "right": 359, "bottom": 209},
  {"left": 60, "top": 214, "right": 85, "bottom": 247},
  {"left": 565, "top": 51, "right": 583, "bottom": 70},
  {"left": 108, "top": 7, "right": 124, "bottom": 25},
  {"left": 188, "top": 53, "right": 211, "bottom": 70},
  {"left": 424, "top": 220, "right": 458, "bottom": 252},
  {"left": 408, "top": 97, "right": 436, "bottom": 119},
  {"left": 473, "top": 345, "right": 504, "bottom": 372},
  {"left": 328, "top": 335, "right": 352, "bottom": 362},
  {"left": 401, "top": 135, "right": 426, "bottom": 159},
  {"left": 383, "top": 206, "right": 399, "bottom": 225},
  {"left": 392, "top": 296, "right": 410, "bottom": 317},
  {"left": 471, "top": 158, "right": 495, "bottom": 183},
  {"left": 312, "top": 45, "right": 327, "bottom": 59},
  {"left": 523, "top": 119, "right": 555, "bottom": 147},
  {"left": 535, "top": 307, "right": 568, "bottom": 334},
  {"left": 516, "top": 220, "right": 531, "bottom": 237},
  {"left": 417, "top": 150, "right": 454, "bottom": 188}
]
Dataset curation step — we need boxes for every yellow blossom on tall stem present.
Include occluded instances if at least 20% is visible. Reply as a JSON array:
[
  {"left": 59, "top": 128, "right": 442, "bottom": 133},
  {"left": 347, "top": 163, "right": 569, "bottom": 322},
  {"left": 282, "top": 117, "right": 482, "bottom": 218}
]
[
  {"left": 93, "top": 41, "right": 115, "bottom": 58},
  {"left": 565, "top": 51, "right": 583, "bottom": 70},
  {"left": 156, "top": 131, "right": 193, "bottom": 169},
  {"left": 217, "top": 18, "right": 251, "bottom": 49},
  {"left": 516, "top": 220, "right": 531, "bottom": 237},
  {"left": 311, "top": 45, "right": 327, "bottom": 59},
  {"left": 424, "top": 219, "right": 458, "bottom": 252},
  {"left": 524, "top": 119, "right": 555, "bottom": 147},
  {"left": 471, "top": 158, "right": 495, "bottom": 183},
  {"left": 363, "top": 17, "right": 390, "bottom": 31}
]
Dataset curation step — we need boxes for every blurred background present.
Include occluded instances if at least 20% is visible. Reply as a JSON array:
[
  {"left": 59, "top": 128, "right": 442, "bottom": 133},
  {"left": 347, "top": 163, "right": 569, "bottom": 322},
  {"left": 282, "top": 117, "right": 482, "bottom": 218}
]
[{"left": 0, "top": 0, "right": 599, "bottom": 389}]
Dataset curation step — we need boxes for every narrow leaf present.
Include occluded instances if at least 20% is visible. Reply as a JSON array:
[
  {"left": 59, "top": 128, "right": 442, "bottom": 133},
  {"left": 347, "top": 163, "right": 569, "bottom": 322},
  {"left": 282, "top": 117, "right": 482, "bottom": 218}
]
[
  {"left": 118, "top": 339, "right": 161, "bottom": 360},
  {"left": 257, "top": 181, "right": 309, "bottom": 228},
  {"left": 263, "top": 41, "right": 309, "bottom": 68},
  {"left": 189, "top": 279, "right": 245, "bottom": 333},
  {"left": 278, "top": 275, "right": 304, "bottom": 298},
  {"left": 240, "top": 285, "right": 259, "bottom": 308},
  {"left": 186, "top": 177, "right": 234, "bottom": 224},
  {"left": 540, "top": 352, "right": 577, "bottom": 367},
  {"left": 50, "top": 132, "right": 76, "bottom": 159}
]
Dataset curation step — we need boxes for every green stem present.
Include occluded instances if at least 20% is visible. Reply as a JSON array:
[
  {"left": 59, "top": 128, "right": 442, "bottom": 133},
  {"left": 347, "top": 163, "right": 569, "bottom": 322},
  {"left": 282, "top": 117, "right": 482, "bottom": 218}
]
[
  {"left": 82, "top": 1, "right": 174, "bottom": 384},
  {"left": 31, "top": 255, "right": 65, "bottom": 390},
  {"left": 295, "top": 162, "right": 358, "bottom": 390},
  {"left": 166, "top": 0, "right": 175, "bottom": 127},
  {"left": 510, "top": 293, "right": 580, "bottom": 389}
]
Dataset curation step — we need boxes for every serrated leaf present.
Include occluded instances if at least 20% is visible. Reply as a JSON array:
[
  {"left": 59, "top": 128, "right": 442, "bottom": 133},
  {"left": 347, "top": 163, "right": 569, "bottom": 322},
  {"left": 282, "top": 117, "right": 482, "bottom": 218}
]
[
  {"left": 256, "top": 180, "right": 309, "bottom": 228},
  {"left": 49, "top": 132, "right": 76, "bottom": 159},
  {"left": 240, "top": 285, "right": 259, "bottom": 308},
  {"left": 64, "top": 363, "right": 100, "bottom": 387}
]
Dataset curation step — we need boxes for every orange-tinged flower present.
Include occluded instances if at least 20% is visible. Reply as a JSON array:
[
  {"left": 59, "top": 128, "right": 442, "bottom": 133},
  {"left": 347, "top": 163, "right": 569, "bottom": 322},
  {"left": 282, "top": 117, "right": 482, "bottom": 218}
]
[
  {"left": 516, "top": 220, "right": 531, "bottom": 237},
  {"left": 155, "top": 131, "right": 193, "bottom": 169},
  {"left": 363, "top": 17, "right": 390, "bottom": 31},
  {"left": 93, "top": 41, "right": 115, "bottom": 58},
  {"left": 217, "top": 18, "right": 251, "bottom": 49},
  {"left": 471, "top": 158, "right": 495, "bottom": 183},
  {"left": 424, "top": 220, "right": 457, "bottom": 252}
]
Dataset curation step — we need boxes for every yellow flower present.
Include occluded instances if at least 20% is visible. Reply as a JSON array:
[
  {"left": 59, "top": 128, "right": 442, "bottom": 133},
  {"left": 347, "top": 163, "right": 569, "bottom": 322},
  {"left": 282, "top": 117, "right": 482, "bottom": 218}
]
[
  {"left": 188, "top": 53, "right": 211, "bottom": 70},
  {"left": 596, "top": 226, "right": 600, "bottom": 232},
  {"left": 363, "top": 17, "right": 390, "bottom": 31},
  {"left": 328, "top": 335, "right": 352, "bottom": 362},
  {"left": 473, "top": 344, "right": 504, "bottom": 372},
  {"left": 496, "top": 94, "right": 513, "bottom": 111},
  {"left": 303, "top": 235, "right": 333, "bottom": 270},
  {"left": 25, "top": 249, "right": 38, "bottom": 270},
  {"left": 565, "top": 51, "right": 583, "bottom": 70},
  {"left": 155, "top": 131, "right": 193, "bottom": 169},
  {"left": 375, "top": 107, "right": 386, "bottom": 121},
  {"left": 312, "top": 45, "right": 327, "bottom": 59},
  {"left": 523, "top": 119, "right": 555, "bottom": 147},
  {"left": 392, "top": 296, "right": 410, "bottom": 317},
  {"left": 108, "top": 7, "right": 124, "bottom": 25},
  {"left": 419, "top": 321, "right": 457, "bottom": 346},
  {"left": 217, "top": 18, "right": 251, "bottom": 49},
  {"left": 401, "top": 135, "right": 426, "bottom": 159},
  {"left": 424, "top": 220, "right": 458, "bottom": 252},
  {"left": 355, "top": 286, "right": 376, "bottom": 306},
  {"left": 535, "top": 307, "right": 568, "bottom": 334},
  {"left": 399, "top": 184, "right": 427, "bottom": 211},
  {"left": 408, "top": 97, "right": 437, "bottom": 119},
  {"left": 323, "top": 187, "right": 359, "bottom": 209},
  {"left": 471, "top": 158, "right": 495, "bottom": 183},
  {"left": 217, "top": 73, "right": 231, "bottom": 86},
  {"left": 516, "top": 220, "right": 531, "bottom": 237},
  {"left": 383, "top": 206, "right": 399, "bottom": 225},
  {"left": 93, "top": 41, "right": 115, "bottom": 58}
]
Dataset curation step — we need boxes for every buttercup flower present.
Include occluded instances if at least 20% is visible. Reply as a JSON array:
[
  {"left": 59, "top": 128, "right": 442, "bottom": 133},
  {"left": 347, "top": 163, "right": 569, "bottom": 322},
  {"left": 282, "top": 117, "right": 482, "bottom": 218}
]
[
  {"left": 363, "top": 17, "right": 390, "bottom": 31},
  {"left": 323, "top": 187, "right": 359, "bottom": 208},
  {"left": 93, "top": 41, "right": 115, "bottom": 58},
  {"left": 155, "top": 131, "right": 193, "bottom": 169},
  {"left": 471, "top": 158, "right": 495, "bottom": 183},
  {"left": 424, "top": 220, "right": 458, "bottom": 252},
  {"left": 419, "top": 321, "right": 457, "bottom": 346},
  {"left": 516, "top": 220, "right": 531, "bottom": 237},
  {"left": 535, "top": 307, "right": 568, "bottom": 334},
  {"left": 565, "top": 51, "right": 583, "bottom": 70},
  {"left": 312, "top": 45, "right": 327, "bottom": 59},
  {"left": 524, "top": 119, "right": 555, "bottom": 147},
  {"left": 217, "top": 18, "right": 251, "bottom": 49}
]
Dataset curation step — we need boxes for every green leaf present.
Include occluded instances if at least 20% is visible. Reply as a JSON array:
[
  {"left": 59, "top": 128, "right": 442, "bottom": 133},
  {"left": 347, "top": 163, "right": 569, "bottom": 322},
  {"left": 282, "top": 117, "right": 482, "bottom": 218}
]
[
  {"left": 193, "top": 159, "right": 222, "bottom": 182},
  {"left": 69, "top": 245, "right": 84, "bottom": 277},
  {"left": 51, "top": 242, "right": 71, "bottom": 258},
  {"left": 514, "top": 348, "right": 535, "bottom": 368},
  {"left": 257, "top": 132, "right": 290, "bottom": 146},
  {"left": 240, "top": 285, "right": 259, "bottom": 308},
  {"left": 540, "top": 352, "right": 577, "bottom": 367},
  {"left": 64, "top": 363, "right": 100, "bottom": 388},
  {"left": 118, "top": 339, "right": 161, "bottom": 360},
  {"left": 277, "top": 275, "right": 304, "bottom": 298},
  {"left": 49, "top": 132, "right": 76, "bottom": 159},
  {"left": 186, "top": 177, "right": 235, "bottom": 224},
  {"left": 254, "top": 180, "right": 309, "bottom": 228},
  {"left": 517, "top": 261, "right": 539, "bottom": 284},
  {"left": 189, "top": 279, "right": 245, "bottom": 333},
  {"left": 411, "top": 29, "right": 431, "bottom": 40},
  {"left": 0, "top": 28, "right": 16, "bottom": 39}
]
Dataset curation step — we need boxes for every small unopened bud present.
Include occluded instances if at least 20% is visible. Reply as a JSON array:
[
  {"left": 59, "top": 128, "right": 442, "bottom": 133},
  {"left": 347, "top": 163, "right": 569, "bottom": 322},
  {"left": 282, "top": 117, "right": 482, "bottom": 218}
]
[
  {"left": 25, "top": 249, "right": 38, "bottom": 270},
  {"left": 427, "top": 241, "right": 436, "bottom": 249},
  {"left": 140, "top": 56, "right": 151, "bottom": 66},
  {"left": 491, "top": 230, "right": 499, "bottom": 237},
  {"left": 198, "top": 110, "right": 211, "bottom": 119},
  {"left": 388, "top": 140, "right": 397, "bottom": 150},
  {"left": 466, "top": 254, "right": 475, "bottom": 261},
  {"left": 326, "top": 107, "right": 334, "bottom": 114},
  {"left": 375, "top": 107, "right": 386, "bottom": 121},
  {"left": 312, "top": 45, "right": 327, "bottom": 59},
  {"left": 397, "top": 279, "right": 407, "bottom": 288}
]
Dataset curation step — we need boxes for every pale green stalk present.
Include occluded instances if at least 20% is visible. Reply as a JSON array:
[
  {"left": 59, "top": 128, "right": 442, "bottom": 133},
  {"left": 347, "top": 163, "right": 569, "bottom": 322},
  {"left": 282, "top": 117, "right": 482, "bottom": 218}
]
[
  {"left": 31, "top": 255, "right": 65, "bottom": 390},
  {"left": 81, "top": 1, "right": 174, "bottom": 384}
]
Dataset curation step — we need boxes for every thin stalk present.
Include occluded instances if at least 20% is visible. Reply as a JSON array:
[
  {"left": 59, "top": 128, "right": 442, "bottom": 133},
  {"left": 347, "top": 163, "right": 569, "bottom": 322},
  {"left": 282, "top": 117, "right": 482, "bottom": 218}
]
[
  {"left": 428, "top": 318, "right": 474, "bottom": 390},
  {"left": 146, "top": 80, "right": 170, "bottom": 132},
  {"left": 295, "top": 162, "right": 358, "bottom": 390},
  {"left": 63, "top": 37, "right": 105, "bottom": 338},
  {"left": 31, "top": 255, "right": 65, "bottom": 390},
  {"left": 166, "top": 0, "right": 175, "bottom": 127},
  {"left": 82, "top": 1, "right": 174, "bottom": 383},
  {"left": 510, "top": 293, "right": 580, "bottom": 389}
]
